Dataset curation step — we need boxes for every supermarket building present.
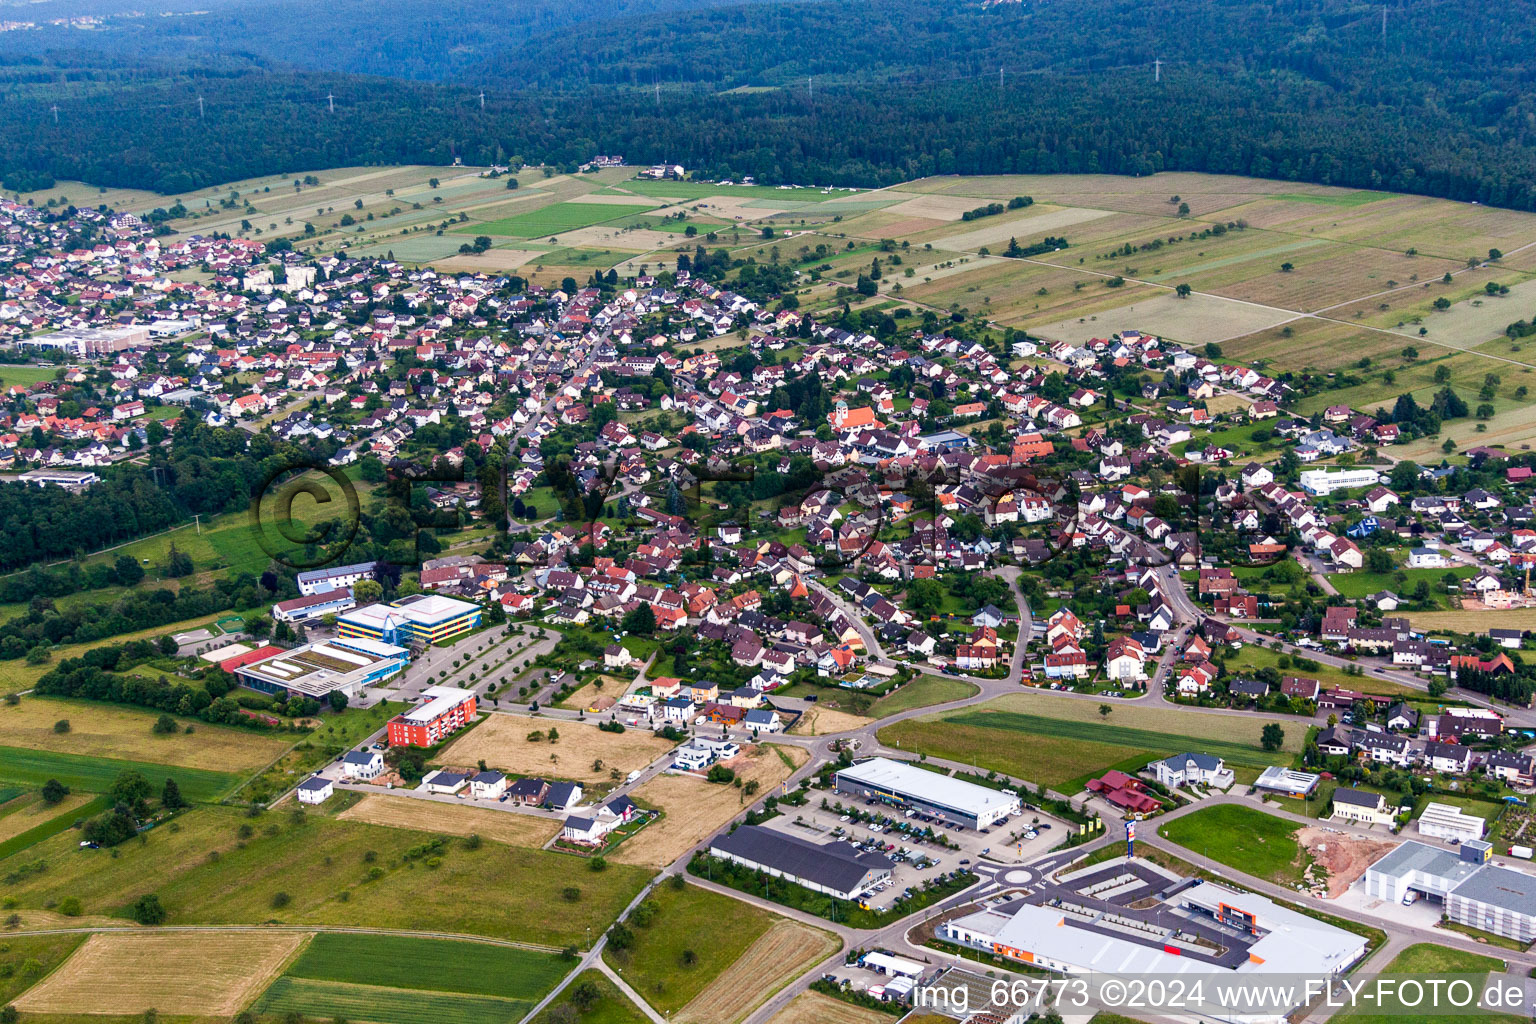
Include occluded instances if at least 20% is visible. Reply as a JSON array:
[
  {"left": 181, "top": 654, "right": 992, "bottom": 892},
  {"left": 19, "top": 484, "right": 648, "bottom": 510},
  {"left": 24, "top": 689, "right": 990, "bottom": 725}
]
[{"left": 339, "top": 593, "right": 482, "bottom": 647}]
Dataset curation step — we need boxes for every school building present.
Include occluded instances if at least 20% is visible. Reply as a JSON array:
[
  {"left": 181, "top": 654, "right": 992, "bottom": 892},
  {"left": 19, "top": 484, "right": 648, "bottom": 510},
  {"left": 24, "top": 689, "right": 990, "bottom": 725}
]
[{"left": 338, "top": 593, "right": 482, "bottom": 646}]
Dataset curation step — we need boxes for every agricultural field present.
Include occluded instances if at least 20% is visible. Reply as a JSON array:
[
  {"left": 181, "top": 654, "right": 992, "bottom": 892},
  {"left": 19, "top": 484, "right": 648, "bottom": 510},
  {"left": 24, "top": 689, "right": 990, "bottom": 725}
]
[
  {"left": 0, "top": 804, "right": 648, "bottom": 946},
  {"left": 0, "top": 932, "right": 86, "bottom": 1007},
  {"left": 466, "top": 202, "right": 658, "bottom": 239},
  {"left": 878, "top": 693, "right": 1301, "bottom": 792},
  {"left": 14, "top": 930, "right": 305, "bottom": 1016},
  {"left": 0, "top": 790, "right": 93, "bottom": 843},
  {"left": 613, "top": 744, "right": 807, "bottom": 867},
  {"left": 605, "top": 881, "right": 777, "bottom": 1015},
  {"left": 0, "top": 744, "right": 242, "bottom": 802},
  {"left": 533, "top": 969, "right": 651, "bottom": 1024},
  {"left": 675, "top": 918, "right": 841, "bottom": 1024},
  {"left": 768, "top": 990, "right": 893, "bottom": 1024},
  {"left": 439, "top": 713, "right": 677, "bottom": 784},
  {"left": 337, "top": 793, "right": 561, "bottom": 847},
  {"left": 282, "top": 932, "right": 569, "bottom": 999},
  {"left": 1157, "top": 805, "right": 1310, "bottom": 885},
  {"left": 0, "top": 694, "right": 292, "bottom": 773}
]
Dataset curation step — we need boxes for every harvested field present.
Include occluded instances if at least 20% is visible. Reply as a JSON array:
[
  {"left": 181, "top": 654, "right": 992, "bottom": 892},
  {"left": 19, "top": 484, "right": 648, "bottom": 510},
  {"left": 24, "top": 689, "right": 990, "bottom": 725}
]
[
  {"left": 337, "top": 794, "right": 559, "bottom": 847},
  {"left": 1209, "top": 248, "right": 1462, "bottom": 312},
  {"left": 767, "top": 990, "right": 890, "bottom": 1024},
  {"left": 430, "top": 249, "right": 544, "bottom": 272},
  {"left": 0, "top": 791, "right": 93, "bottom": 843},
  {"left": 929, "top": 205, "right": 1113, "bottom": 252},
  {"left": 1406, "top": 608, "right": 1536, "bottom": 632},
  {"left": 15, "top": 930, "right": 306, "bottom": 1016},
  {"left": 613, "top": 744, "right": 807, "bottom": 867},
  {"left": 677, "top": 919, "right": 842, "bottom": 1024},
  {"left": 789, "top": 706, "right": 874, "bottom": 735},
  {"left": 1029, "top": 289, "right": 1297, "bottom": 346},
  {"left": 1386, "top": 276, "right": 1536, "bottom": 347},
  {"left": 878, "top": 193, "right": 990, "bottom": 221},
  {"left": 1299, "top": 826, "right": 1399, "bottom": 899},
  {"left": 438, "top": 713, "right": 676, "bottom": 783},
  {"left": 0, "top": 694, "right": 291, "bottom": 772},
  {"left": 1222, "top": 318, "right": 1418, "bottom": 372},
  {"left": 558, "top": 225, "right": 684, "bottom": 250}
]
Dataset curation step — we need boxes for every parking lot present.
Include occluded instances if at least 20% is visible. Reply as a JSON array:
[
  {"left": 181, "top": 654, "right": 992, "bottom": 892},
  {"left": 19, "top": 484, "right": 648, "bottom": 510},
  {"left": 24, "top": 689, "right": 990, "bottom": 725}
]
[{"left": 760, "top": 795, "right": 1068, "bottom": 908}]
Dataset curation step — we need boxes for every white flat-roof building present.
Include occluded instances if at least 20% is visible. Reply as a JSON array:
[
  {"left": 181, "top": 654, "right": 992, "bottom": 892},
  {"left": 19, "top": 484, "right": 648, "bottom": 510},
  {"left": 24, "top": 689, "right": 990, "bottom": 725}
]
[
  {"left": 834, "top": 756, "right": 1020, "bottom": 829},
  {"left": 232, "top": 636, "right": 408, "bottom": 699},
  {"left": 1254, "top": 765, "right": 1320, "bottom": 798},
  {"left": 1417, "top": 801, "right": 1486, "bottom": 843},
  {"left": 1300, "top": 468, "right": 1383, "bottom": 497},
  {"left": 1365, "top": 840, "right": 1536, "bottom": 943}
]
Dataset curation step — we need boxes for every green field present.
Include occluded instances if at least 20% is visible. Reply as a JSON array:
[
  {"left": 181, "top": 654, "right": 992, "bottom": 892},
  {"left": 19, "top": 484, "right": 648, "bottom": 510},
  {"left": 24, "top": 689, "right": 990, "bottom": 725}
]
[
  {"left": 0, "top": 794, "right": 108, "bottom": 860},
  {"left": 1272, "top": 191, "right": 1394, "bottom": 207},
  {"left": 603, "top": 881, "right": 774, "bottom": 1015},
  {"left": 879, "top": 708, "right": 1290, "bottom": 791},
  {"left": 285, "top": 933, "right": 569, "bottom": 1000},
  {"left": 1333, "top": 943, "right": 1515, "bottom": 1023},
  {"left": 1158, "top": 805, "right": 1310, "bottom": 884},
  {"left": 0, "top": 745, "right": 242, "bottom": 802},
  {"left": 258, "top": 976, "right": 533, "bottom": 1024},
  {"left": 0, "top": 804, "right": 648, "bottom": 946},
  {"left": 534, "top": 970, "right": 651, "bottom": 1024},
  {"left": 466, "top": 203, "right": 652, "bottom": 238},
  {"left": 0, "top": 365, "right": 61, "bottom": 388},
  {"left": 869, "top": 675, "right": 979, "bottom": 718}
]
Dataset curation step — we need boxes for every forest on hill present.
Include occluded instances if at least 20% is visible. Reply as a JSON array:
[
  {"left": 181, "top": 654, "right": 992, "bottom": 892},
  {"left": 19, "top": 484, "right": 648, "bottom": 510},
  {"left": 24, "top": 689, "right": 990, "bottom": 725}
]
[{"left": 0, "top": 0, "right": 1533, "bottom": 206}]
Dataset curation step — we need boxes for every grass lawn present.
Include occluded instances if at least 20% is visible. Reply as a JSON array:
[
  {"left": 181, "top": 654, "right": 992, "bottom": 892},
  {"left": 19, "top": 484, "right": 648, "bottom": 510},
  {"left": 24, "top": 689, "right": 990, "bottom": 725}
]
[
  {"left": 534, "top": 969, "right": 651, "bottom": 1024},
  {"left": 869, "top": 675, "right": 979, "bottom": 718},
  {"left": 0, "top": 365, "right": 61, "bottom": 388},
  {"left": 1333, "top": 943, "right": 1517, "bottom": 1023},
  {"left": 0, "top": 804, "right": 649, "bottom": 946},
  {"left": 1222, "top": 644, "right": 1421, "bottom": 697},
  {"left": 0, "top": 745, "right": 241, "bottom": 802},
  {"left": 1328, "top": 564, "right": 1474, "bottom": 607},
  {"left": 283, "top": 932, "right": 569, "bottom": 1000},
  {"left": 604, "top": 881, "right": 774, "bottom": 1015},
  {"left": 235, "top": 700, "right": 404, "bottom": 805},
  {"left": 1158, "top": 805, "right": 1310, "bottom": 885}
]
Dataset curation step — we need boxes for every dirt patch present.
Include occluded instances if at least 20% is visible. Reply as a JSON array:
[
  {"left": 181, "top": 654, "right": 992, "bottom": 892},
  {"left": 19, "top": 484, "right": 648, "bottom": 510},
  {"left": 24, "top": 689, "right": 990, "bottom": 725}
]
[
  {"left": 614, "top": 745, "right": 808, "bottom": 868},
  {"left": 677, "top": 919, "right": 841, "bottom": 1024},
  {"left": 1299, "top": 826, "right": 1399, "bottom": 898},
  {"left": 789, "top": 706, "right": 874, "bottom": 736},
  {"left": 337, "top": 793, "right": 560, "bottom": 847},
  {"left": 559, "top": 677, "right": 628, "bottom": 711},
  {"left": 438, "top": 713, "right": 677, "bottom": 784},
  {"left": 15, "top": 931, "right": 306, "bottom": 1016}
]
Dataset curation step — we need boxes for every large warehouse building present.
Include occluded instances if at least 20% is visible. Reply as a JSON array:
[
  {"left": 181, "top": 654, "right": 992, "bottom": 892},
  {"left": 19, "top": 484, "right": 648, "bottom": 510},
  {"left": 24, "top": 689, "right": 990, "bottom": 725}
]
[
  {"left": 339, "top": 593, "right": 482, "bottom": 646},
  {"left": 834, "top": 756, "right": 1020, "bottom": 830},
  {"left": 230, "top": 636, "right": 407, "bottom": 700},
  {"left": 1364, "top": 840, "right": 1536, "bottom": 943},
  {"left": 709, "top": 825, "right": 892, "bottom": 900}
]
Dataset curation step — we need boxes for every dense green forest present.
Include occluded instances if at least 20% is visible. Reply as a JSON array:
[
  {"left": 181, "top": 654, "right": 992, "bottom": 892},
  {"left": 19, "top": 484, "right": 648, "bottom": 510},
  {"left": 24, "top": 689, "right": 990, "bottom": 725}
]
[{"left": 0, "top": 0, "right": 1534, "bottom": 204}]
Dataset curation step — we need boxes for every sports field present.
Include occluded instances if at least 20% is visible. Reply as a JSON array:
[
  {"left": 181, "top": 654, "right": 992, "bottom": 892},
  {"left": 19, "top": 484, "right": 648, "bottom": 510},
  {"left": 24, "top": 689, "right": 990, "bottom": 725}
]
[{"left": 15, "top": 931, "right": 305, "bottom": 1016}]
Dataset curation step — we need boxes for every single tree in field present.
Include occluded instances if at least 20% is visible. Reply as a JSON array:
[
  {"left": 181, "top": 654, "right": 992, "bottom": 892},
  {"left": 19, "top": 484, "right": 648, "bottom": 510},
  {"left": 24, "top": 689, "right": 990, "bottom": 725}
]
[
  {"left": 1175, "top": 283, "right": 1192, "bottom": 298},
  {"left": 1099, "top": 703, "right": 1112, "bottom": 718},
  {"left": 1261, "top": 722, "right": 1285, "bottom": 751}
]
